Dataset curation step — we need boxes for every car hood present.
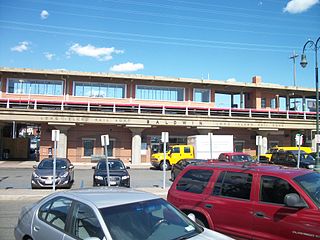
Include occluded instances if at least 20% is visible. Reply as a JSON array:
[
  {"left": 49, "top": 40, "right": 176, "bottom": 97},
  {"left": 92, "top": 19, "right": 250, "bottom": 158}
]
[
  {"left": 95, "top": 170, "right": 129, "bottom": 177},
  {"left": 190, "top": 228, "right": 233, "bottom": 240},
  {"left": 35, "top": 169, "right": 68, "bottom": 177}
]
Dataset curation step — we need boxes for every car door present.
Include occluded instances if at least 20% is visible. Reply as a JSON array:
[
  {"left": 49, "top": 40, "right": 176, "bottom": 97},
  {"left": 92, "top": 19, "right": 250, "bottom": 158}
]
[
  {"left": 33, "top": 197, "right": 72, "bottom": 240},
  {"left": 205, "top": 171, "right": 254, "bottom": 239},
  {"left": 252, "top": 175, "right": 320, "bottom": 240}
]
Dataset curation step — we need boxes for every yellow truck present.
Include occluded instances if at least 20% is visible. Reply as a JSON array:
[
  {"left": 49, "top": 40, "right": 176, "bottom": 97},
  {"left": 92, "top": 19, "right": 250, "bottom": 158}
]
[
  {"left": 150, "top": 135, "right": 234, "bottom": 170},
  {"left": 260, "top": 146, "right": 313, "bottom": 162}
]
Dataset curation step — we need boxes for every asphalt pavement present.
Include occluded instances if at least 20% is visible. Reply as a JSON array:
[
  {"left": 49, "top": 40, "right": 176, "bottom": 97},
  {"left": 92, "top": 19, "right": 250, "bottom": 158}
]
[{"left": 0, "top": 160, "right": 169, "bottom": 200}]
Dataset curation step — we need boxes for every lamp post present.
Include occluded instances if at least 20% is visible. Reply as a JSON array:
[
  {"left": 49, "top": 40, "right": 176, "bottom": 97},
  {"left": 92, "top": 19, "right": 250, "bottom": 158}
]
[{"left": 300, "top": 37, "right": 320, "bottom": 172}]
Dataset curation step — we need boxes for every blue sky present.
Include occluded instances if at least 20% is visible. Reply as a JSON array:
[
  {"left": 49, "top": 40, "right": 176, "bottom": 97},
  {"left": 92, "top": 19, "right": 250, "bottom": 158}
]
[{"left": 0, "top": 0, "right": 319, "bottom": 88}]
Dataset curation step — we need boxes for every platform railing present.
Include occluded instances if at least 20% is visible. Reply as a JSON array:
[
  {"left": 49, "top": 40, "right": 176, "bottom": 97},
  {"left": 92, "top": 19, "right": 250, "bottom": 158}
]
[{"left": 0, "top": 97, "right": 316, "bottom": 120}]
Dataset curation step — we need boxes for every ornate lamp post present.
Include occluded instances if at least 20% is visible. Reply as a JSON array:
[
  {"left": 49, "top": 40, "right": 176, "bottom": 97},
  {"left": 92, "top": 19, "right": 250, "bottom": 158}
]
[{"left": 300, "top": 37, "right": 320, "bottom": 172}]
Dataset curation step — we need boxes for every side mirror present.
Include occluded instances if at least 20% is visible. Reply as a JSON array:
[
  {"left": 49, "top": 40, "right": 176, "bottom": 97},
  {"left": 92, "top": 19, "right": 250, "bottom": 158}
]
[
  {"left": 33, "top": 165, "right": 37, "bottom": 169},
  {"left": 187, "top": 213, "right": 196, "bottom": 222},
  {"left": 284, "top": 193, "right": 307, "bottom": 208},
  {"left": 126, "top": 166, "right": 130, "bottom": 169},
  {"left": 69, "top": 165, "right": 74, "bottom": 169}
]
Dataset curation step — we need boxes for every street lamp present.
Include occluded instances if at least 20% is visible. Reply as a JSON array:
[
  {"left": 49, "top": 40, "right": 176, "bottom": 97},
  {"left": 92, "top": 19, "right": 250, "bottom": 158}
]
[{"left": 300, "top": 37, "right": 320, "bottom": 172}]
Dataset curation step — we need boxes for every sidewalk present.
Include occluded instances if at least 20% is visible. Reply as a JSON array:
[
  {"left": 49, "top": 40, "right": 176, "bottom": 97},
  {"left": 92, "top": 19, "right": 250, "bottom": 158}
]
[
  {"left": 0, "top": 160, "right": 152, "bottom": 169},
  {"left": 0, "top": 187, "right": 169, "bottom": 201}
]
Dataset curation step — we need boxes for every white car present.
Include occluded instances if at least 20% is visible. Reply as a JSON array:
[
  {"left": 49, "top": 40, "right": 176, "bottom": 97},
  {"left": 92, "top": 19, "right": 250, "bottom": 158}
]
[{"left": 14, "top": 188, "right": 232, "bottom": 240}]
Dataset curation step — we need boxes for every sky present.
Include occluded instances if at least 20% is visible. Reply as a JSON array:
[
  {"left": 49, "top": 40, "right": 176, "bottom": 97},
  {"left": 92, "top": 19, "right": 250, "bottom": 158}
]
[{"left": 0, "top": 0, "right": 319, "bottom": 88}]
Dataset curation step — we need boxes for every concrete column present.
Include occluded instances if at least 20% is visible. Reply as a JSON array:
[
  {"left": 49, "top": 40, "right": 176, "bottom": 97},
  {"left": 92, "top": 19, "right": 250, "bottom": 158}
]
[
  {"left": 50, "top": 125, "right": 73, "bottom": 158},
  {"left": 286, "top": 95, "right": 290, "bottom": 110},
  {"left": 128, "top": 127, "right": 145, "bottom": 164}
]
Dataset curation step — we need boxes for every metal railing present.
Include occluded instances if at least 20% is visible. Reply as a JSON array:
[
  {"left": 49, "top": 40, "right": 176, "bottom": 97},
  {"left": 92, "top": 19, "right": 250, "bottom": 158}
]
[{"left": 0, "top": 98, "right": 315, "bottom": 120}]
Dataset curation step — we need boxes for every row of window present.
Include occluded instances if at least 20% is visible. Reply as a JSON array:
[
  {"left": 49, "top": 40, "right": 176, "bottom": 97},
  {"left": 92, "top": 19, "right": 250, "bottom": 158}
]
[
  {"left": 6, "top": 78, "right": 211, "bottom": 102},
  {"left": 176, "top": 170, "right": 297, "bottom": 205}
]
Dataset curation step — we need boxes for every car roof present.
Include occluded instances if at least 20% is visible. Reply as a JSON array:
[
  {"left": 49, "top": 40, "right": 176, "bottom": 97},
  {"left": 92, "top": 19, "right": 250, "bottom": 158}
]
[
  {"left": 97, "top": 158, "right": 122, "bottom": 163},
  {"left": 220, "top": 152, "right": 250, "bottom": 156},
  {"left": 55, "top": 188, "right": 159, "bottom": 209},
  {"left": 188, "top": 162, "right": 312, "bottom": 178}
]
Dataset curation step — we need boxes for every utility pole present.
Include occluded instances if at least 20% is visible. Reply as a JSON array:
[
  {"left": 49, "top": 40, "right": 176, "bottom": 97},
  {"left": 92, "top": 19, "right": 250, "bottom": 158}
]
[{"left": 290, "top": 51, "right": 299, "bottom": 110}]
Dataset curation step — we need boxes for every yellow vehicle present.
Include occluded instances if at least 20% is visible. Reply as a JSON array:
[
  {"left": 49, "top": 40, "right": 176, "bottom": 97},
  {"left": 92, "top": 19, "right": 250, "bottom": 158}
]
[
  {"left": 260, "top": 146, "right": 312, "bottom": 162},
  {"left": 150, "top": 145, "right": 195, "bottom": 170}
]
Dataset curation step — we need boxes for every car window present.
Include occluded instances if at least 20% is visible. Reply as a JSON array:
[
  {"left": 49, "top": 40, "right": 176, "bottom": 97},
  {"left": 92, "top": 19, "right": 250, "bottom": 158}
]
[
  {"left": 98, "top": 161, "right": 124, "bottom": 170},
  {"left": 38, "top": 197, "right": 72, "bottom": 231},
  {"left": 260, "top": 176, "right": 299, "bottom": 205},
  {"left": 176, "top": 169, "right": 213, "bottom": 194},
  {"left": 294, "top": 172, "right": 320, "bottom": 207},
  {"left": 70, "top": 202, "right": 105, "bottom": 240},
  {"left": 38, "top": 159, "right": 68, "bottom": 170},
  {"left": 171, "top": 147, "right": 180, "bottom": 154},
  {"left": 213, "top": 171, "right": 252, "bottom": 200}
]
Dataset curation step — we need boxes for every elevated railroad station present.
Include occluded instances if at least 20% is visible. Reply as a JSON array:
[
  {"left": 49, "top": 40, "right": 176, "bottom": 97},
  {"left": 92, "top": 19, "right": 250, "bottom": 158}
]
[{"left": 0, "top": 67, "right": 317, "bottom": 164}]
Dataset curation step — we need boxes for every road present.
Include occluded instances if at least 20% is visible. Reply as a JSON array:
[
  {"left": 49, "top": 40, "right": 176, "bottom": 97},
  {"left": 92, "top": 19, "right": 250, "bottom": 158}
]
[{"left": 0, "top": 168, "right": 172, "bottom": 240}]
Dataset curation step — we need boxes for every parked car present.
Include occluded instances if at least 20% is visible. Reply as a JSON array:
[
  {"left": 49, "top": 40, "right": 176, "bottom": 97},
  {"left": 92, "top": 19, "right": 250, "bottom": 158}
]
[
  {"left": 31, "top": 158, "right": 74, "bottom": 189},
  {"left": 271, "top": 150, "right": 315, "bottom": 169},
  {"left": 171, "top": 158, "right": 208, "bottom": 181},
  {"left": 14, "top": 188, "right": 232, "bottom": 240},
  {"left": 218, "top": 152, "right": 254, "bottom": 162},
  {"left": 168, "top": 162, "right": 320, "bottom": 240},
  {"left": 260, "top": 146, "right": 312, "bottom": 162},
  {"left": 93, "top": 158, "right": 130, "bottom": 187}
]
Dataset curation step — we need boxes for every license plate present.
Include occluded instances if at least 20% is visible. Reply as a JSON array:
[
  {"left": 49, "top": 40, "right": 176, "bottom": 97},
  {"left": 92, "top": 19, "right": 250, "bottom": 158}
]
[
  {"left": 110, "top": 181, "right": 117, "bottom": 185},
  {"left": 45, "top": 179, "right": 53, "bottom": 184}
]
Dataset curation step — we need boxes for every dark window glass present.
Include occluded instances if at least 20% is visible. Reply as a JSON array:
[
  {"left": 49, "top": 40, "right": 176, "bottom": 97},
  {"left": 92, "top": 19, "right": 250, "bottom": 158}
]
[
  {"left": 70, "top": 202, "right": 104, "bottom": 240},
  {"left": 184, "top": 147, "right": 191, "bottom": 153},
  {"left": 260, "top": 176, "right": 298, "bottom": 204},
  {"left": 176, "top": 169, "right": 213, "bottom": 194},
  {"left": 261, "top": 98, "right": 267, "bottom": 108},
  {"left": 213, "top": 171, "right": 252, "bottom": 200},
  {"left": 38, "top": 197, "right": 72, "bottom": 231},
  {"left": 171, "top": 147, "right": 180, "bottom": 154},
  {"left": 83, "top": 140, "right": 94, "bottom": 157}
]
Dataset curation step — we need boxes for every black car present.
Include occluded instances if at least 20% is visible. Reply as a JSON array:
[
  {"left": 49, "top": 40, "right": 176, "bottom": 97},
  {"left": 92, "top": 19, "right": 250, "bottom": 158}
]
[
  {"left": 31, "top": 158, "right": 74, "bottom": 189},
  {"left": 93, "top": 159, "right": 130, "bottom": 187},
  {"left": 271, "top": 150, "right": 315, "bottom": 169},
  {"left": 171, "top": 158, "right": 207, "bottom": 181}
]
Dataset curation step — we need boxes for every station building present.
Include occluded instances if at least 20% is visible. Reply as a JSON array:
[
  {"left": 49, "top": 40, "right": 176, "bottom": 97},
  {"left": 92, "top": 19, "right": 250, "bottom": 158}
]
[{"left": 0, "top": 67, "right": 317, "bottom": 164}]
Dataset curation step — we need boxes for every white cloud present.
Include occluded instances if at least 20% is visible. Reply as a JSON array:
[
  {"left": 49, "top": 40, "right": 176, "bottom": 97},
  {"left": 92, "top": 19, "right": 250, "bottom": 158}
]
[
  {"left": 44, "top": 52, "right": 55, "bottom": 60},
  {"left": 40, "top": 10, "right": 49, "bottom": 19},
  {"left": 110, "top": 62, "right": 144, "bottom": 72},
  {"left": 11, "top": 41, "right": 30, "bottom": 52},
  {"left": 283, "top": 0, "right": 319, "bottom": 13},
  {"left": 67, "top": 43, "right": 124, "bottom": 61}
]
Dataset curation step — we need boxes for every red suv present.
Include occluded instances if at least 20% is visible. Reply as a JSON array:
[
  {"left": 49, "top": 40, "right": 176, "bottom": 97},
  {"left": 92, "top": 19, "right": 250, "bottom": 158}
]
[{"left": 167, "top": 163, "right": 320, "bottom": 240}]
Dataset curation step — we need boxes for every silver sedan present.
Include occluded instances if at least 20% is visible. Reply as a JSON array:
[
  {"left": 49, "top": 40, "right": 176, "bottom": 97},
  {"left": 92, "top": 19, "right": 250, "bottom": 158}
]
[{"left": 14, "top": 188, "right": 232, "bottom": 240}]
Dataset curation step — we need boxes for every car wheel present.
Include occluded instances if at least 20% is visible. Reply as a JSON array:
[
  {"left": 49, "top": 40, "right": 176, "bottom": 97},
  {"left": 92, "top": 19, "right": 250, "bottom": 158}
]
[
  {"left": 160, "top": 161, "right": 171, "bottom": 171},
  {"left": 24, "top": 236, "right": 33, "bottom": 240},
  {"left": 195, "top": 216, "right": 207, "bottom": 228}
]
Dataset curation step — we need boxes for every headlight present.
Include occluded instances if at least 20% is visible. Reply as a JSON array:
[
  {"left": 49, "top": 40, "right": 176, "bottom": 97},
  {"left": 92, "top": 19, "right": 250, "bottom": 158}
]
[
  {"left": 32, "top": 172, "right": 39, "bottom": 178},
  {"left": 308, "top": 165, "right": 315, "bottom": 169},
  {"left": 122, "top": 175, "right": 130, "bottom": 180},
  {"left": 60, "top": 172, "right": 68, "bottom": 178},
  {"left": 95, "top": 176, "right": 103, "bottom": 180}
]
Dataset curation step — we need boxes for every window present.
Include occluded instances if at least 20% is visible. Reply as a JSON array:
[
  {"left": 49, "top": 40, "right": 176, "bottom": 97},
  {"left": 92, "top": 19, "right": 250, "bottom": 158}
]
[
  {"left": 38, "top": 197, "right": 72, "bottom": 231},
  {"left": 70, "top": 202, "right": 104, "bottom": 240},
  {"left": 270, "top": 98, "right": 276, "bottom": 109},
  {"left": 213, "top": 171, "right": 252, "bottom": 200},
  {"left": 194, "top": 88, "right": 210, "bottom": 102},
  {"left": 83, "top": 139, "right": 94, "bottom": 157},
  {"left": 184, "top": 147, "right": 191, "bottom": 153},
  {"left": 261, "top": 98, "right": 267, "bottom": 108},
  {"left": 136, "top": 85, "right": 184, "bottom": 101},
  {"left": 7, "top": 78, "right": 63, "bottom": 96},
  {"left": 260, "top": 176, "right": 298, "bottom": 204},
  {"left": 74, "top": 82, "right": 125, "bottom": 98},
  {"left": 176, "top": 169, "right": 213, "bottom": 194},
  {"left": 171, "top": 147, "right": 180, "bottom": 154}
]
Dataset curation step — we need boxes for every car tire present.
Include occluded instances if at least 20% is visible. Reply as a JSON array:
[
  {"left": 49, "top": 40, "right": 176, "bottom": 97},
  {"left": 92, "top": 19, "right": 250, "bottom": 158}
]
[
  {"left": 160, "top": 161, "right": 171, "bottom": 171},
  {"left": 195, "top": 216, "right": 207, "bottom": 228},
  {"left": 24, "top": 236, "right": 33, "bottom": 240}
]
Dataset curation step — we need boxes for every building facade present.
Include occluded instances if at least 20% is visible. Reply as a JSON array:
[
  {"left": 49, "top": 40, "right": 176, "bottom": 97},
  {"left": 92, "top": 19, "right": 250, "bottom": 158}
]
[{"left": 0, "top": 67, "right": 317, "bottom": 164}]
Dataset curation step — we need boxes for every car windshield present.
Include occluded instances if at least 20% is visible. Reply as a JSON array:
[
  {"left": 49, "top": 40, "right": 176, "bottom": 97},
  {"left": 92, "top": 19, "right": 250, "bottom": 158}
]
[
  {"left": 294, "top": 172, "right": 320, "bottom": 208},
  {"left": 38, "top": 159, "right": 68, "bottom": 170},
  {"left": 100, "top": 198, "right": 202, "bottom": 240},
  {"left": 231, "top": 155, "right": 254, "bottom": 162},
  {"left": 292, "top": 152, "right": 315, "bottom": 162},
  {"left": 97, "top": 161, "right": 125, "bottom": 170}
]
